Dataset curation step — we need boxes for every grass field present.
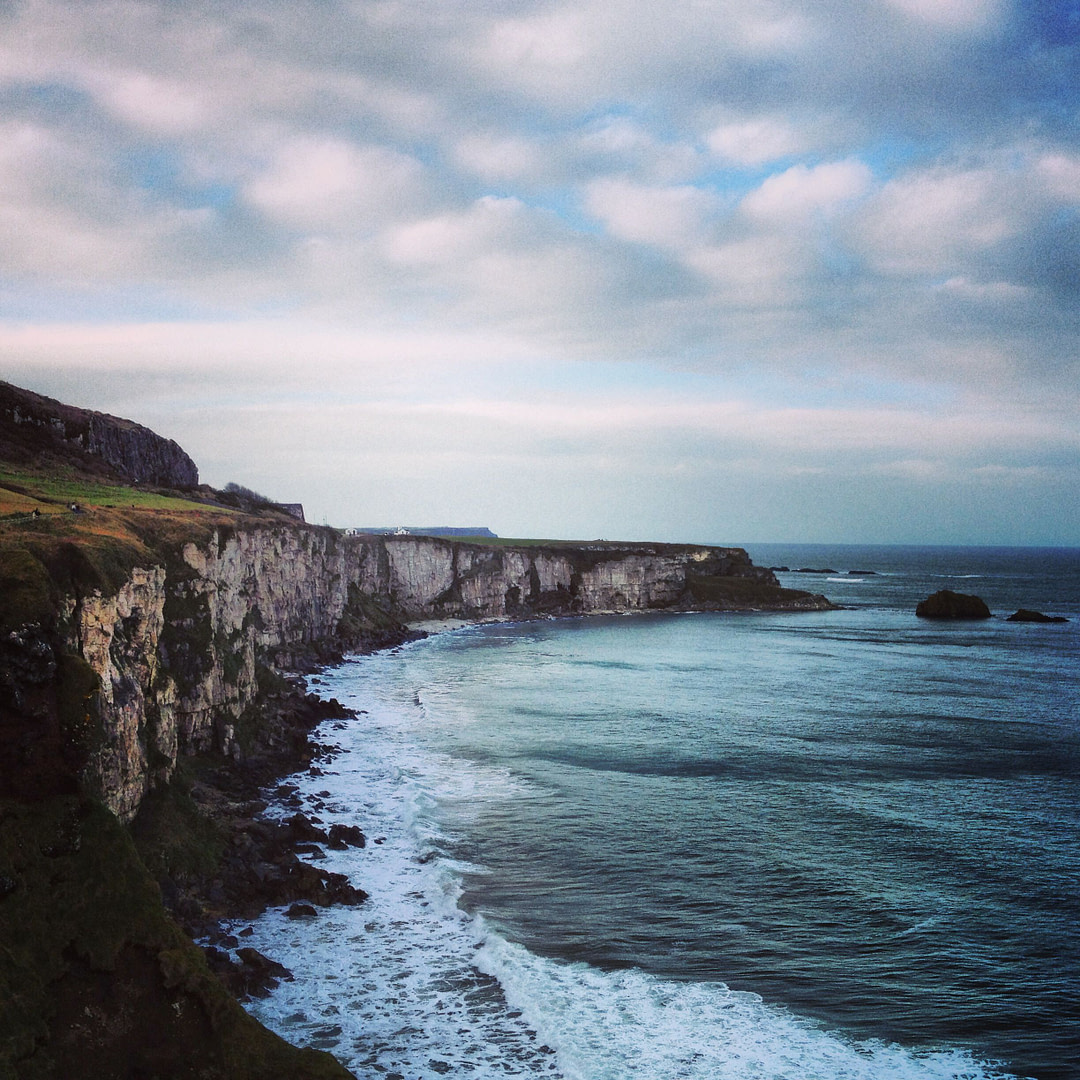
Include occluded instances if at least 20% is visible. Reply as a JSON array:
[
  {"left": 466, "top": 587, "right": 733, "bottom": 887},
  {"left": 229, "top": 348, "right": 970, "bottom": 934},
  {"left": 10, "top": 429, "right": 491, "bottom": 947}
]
[{"left": 0, "top": 464, "right": 216, "bottom": 518}]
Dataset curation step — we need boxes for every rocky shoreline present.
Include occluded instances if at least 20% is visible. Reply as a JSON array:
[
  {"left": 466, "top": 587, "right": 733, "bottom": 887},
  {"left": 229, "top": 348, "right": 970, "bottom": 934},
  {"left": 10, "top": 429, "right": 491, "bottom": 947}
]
[
  {"left": 130, "top": 633, "right": 423, "bottom": 1015},
  {"left": 0, "top": 381, "right": 835, "bottom": 1078}
]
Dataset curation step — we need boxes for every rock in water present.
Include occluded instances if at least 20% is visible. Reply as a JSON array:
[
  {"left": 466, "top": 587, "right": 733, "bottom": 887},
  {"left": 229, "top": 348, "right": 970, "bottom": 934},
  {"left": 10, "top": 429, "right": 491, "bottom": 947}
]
[
  {"left": 1007, "top": 609, "right": 1068, "bottom": 623},
  {"left": 915, "top": 590, "right": 992, "bottom": 619}
]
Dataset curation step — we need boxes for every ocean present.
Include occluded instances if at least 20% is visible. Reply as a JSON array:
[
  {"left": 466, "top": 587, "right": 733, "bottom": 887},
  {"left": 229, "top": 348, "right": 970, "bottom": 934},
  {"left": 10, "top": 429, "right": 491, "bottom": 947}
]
[{"left": 233, "top": 545, "right": 1080, "bottom": 1080}]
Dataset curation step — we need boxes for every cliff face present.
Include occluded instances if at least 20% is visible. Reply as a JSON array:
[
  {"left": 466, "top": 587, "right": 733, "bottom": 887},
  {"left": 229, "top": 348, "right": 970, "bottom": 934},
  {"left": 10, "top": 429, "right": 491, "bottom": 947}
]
[
  {"left": 55, "top": 528, "right": 826, "bottom": 822},
  {"left": 0, "top": 384, "right": 833, "bottom": 1080},
  {"left": 0, "top": 380, "right": 198, "bottom": 487}
]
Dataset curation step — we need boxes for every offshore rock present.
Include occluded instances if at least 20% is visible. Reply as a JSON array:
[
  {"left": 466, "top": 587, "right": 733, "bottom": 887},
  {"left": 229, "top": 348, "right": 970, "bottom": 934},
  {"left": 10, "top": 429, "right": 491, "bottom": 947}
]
[
  {"left": 915, "top": 590, "right": 992, "bottom": 619},
  {"left": 1006, "top": 609, "right": 1068, "bottom": 623}
]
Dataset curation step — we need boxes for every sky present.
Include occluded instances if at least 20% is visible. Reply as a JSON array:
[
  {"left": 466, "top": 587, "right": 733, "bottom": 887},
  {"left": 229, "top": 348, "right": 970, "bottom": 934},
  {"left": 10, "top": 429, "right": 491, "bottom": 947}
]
[{"left": 0, "top": 0, "right": 1078, "bottom": 545}]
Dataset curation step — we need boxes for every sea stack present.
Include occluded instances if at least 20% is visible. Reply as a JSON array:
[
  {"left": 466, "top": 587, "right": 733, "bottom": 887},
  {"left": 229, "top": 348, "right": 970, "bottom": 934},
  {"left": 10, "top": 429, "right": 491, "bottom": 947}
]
[{"left": 915, "top": 590, "right": 992, "bottom": 619}]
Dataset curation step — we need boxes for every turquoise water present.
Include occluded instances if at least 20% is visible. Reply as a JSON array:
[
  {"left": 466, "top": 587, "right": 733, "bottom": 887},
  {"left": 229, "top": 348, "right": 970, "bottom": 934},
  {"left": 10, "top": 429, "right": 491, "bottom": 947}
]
[{"left": 239, "top": 546, "right": 1080, "bottom": 1080}]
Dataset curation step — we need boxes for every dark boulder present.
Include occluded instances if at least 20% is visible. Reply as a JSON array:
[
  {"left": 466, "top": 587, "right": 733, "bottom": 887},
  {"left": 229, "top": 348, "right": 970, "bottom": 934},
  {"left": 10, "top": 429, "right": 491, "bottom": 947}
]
[
  {"left": 327, "top": 823, "right": 366, "bottom": 850},
  {"left": 1006, "top": 609, "right": 1068, "bottom": 623},
  {"left": 915, "top": 590, "right": 992, "bottom": 619}
]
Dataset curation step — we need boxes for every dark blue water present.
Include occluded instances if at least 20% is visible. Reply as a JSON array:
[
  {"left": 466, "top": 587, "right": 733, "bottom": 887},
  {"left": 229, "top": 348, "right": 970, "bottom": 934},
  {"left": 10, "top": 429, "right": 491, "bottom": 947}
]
[{"left": 241, "top": 546, "right": 1080, "bottom": 1080}]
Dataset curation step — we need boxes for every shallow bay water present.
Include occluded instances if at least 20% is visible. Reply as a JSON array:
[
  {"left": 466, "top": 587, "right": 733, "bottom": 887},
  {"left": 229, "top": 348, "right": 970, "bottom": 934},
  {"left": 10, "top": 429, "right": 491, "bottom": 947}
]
[{"left": 237, "top": 546, "right": 1080, "bottom": 1080}]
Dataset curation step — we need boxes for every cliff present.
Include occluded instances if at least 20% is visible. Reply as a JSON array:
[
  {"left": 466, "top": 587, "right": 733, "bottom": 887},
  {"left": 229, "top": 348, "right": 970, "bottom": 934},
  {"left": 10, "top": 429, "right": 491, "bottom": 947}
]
[
  {"left": 61, "top": 527, "right": 827, "bottom": 823},
  {"left": 0, "top": 380, "right": 198, "bottom": 488},
  {"left": 0, "top": 383, "right": 831, "bottom": 1079}
]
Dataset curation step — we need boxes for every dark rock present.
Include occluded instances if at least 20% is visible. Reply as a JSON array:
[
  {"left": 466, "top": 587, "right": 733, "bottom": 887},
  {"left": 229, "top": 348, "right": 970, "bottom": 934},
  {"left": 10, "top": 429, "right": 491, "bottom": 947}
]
[
  {"left": 915, "top": 590, "right": 992, "bottom": 619},
  {"left": 0, "top": 378, "right": 198, "bottom": 487},
  {"left": 327, "top": 823, "right": 366, "bottom": 850},
  {"left": 287, "top": 902, "right": 319, "bottom": 918},
  {"left": 795, "top": 567, "right": 838, "bottom": 574},
  {"left": 231, "top": 947, "right": 294, "bottom": 998},
  {"left": 1007, "top": 609, "right": 1068, "bottom": 623},
  {"left": 236, "top": 946, "right": 291, "bottom": 978},
  {"left": 284, "top": 812, "right": 329, "bottom": 844},
  {"left": 848, "top": 570, "right": 876, "bottom": 576}
]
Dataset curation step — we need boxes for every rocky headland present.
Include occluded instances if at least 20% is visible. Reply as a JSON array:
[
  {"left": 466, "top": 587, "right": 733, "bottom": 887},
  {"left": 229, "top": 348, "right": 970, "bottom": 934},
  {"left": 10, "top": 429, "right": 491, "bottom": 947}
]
[
  {"left": 0, "top": 380, "right": 199, "bottom": 489},
  {"left": 0, "top": 383, "right": 832, "bottom": 1079}
]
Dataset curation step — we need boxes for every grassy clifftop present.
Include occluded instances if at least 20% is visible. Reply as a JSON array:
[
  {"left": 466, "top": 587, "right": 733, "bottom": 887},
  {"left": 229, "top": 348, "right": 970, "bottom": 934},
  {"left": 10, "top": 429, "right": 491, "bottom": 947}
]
[
  {"left": 0, "top": 446, "right": 357, "bottom": 1079},
  {"left": 0, "top": 458, "right": 306, "bottom": 635}
]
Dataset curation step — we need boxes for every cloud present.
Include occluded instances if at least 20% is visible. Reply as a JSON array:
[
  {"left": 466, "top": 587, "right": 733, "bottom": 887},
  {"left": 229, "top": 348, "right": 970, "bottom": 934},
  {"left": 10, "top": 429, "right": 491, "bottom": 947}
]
[
  {"left": 879, "top": 0, "right": 1006, "bottom": 32},
  {"left": 685, "top": 234, "right": 810, "bottom": 308},
  {"left": 453, "top": 133, "right": 548, "bottom": 184},
  {"left": 0, "top": 0, "right": 1078, "bottom": 542},
  {"left": 584, "top": 178, "right": 720, "bottom": 249},
  {"left": 706, "top": 116, "right": 807, "bottom": 167},
  {"left": 89, "top": 70, "right": 207, "bottom": 135},
  {"left": 383, "top": 196, "right": 530, "bottom": 267},
  {"left": 245, "top": 137, "right": 429, "bottom": 230},
  {"left": 740, "top": 158, "right": 872, "bottom": 222},
  {"left": 854, "top": 165, "right": 1014, "bottom": 274},
  {"left": 1037, "top": 153, "right": 1080, "bottom": 201}
]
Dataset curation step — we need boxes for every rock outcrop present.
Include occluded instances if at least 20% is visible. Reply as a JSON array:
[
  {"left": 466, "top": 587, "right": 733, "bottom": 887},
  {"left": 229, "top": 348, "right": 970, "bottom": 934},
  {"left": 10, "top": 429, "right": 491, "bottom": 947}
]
[
  {"left": 0, "top": 380, "right": 198, "bottom": 487},
  {"left": 915, "top": 590, "right": 992, "bottom": 619},
  {"left": 1006, "top": 609, "right": 1068, "bottom": 623}
]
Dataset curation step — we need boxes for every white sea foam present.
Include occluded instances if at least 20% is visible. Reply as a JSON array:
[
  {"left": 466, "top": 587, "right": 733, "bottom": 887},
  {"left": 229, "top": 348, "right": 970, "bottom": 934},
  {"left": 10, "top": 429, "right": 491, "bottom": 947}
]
[{"left": 234, "top": 647, "right": 1021, "bottom": 1080}]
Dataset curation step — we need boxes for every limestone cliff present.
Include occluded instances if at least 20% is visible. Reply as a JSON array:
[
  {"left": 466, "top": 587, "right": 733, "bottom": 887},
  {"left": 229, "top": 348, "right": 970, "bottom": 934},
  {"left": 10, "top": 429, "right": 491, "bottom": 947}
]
[
  {"left": 56, "top": 527, "right": 828, "bottom": 822},
  {"left": 0, "top": 385, "right": 828, "bottom": 1080}
]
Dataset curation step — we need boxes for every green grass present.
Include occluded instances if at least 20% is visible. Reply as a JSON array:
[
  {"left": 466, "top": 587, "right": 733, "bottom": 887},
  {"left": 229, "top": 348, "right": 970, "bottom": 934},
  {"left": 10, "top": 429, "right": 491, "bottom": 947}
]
[{"left": 0, "top": 464, "right": 216, "bottom": 516}]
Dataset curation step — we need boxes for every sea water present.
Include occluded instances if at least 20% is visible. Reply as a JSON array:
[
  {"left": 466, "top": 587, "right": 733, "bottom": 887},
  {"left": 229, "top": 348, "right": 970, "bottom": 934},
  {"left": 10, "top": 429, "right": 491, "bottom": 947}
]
[{"left": 235, "top": 546, "right": 1080, "bottom": 1080}]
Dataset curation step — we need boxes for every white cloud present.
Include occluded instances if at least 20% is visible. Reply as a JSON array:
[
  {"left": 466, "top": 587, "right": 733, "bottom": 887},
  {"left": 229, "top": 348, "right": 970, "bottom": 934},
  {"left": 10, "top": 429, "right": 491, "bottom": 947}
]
[
  {"left": 453, "top": 134, "right": 547, "bottom": 183},
  {"left": 0, "top": 119, "right": 170, "bottom": 279},
  {"left": 741, "top": 159, "right": 872, "bottom": 222},
  {"left": 706, "top": 116, "right": 806, "bottom": 167},
  {"left": 485, "top": 9, "right": 589, "bottom": 71},
  {"left": 1037, "top": 153, "right": 1080, "bottom": 202},
  {"left": 934, "top": 276, "right": 1031, "bottom": 302},
  {"left": 685, "top": 234, "right": 809, "bottom": 307},
  {"left": 576, "top": 117, "right": 701, "bottom": 183},
  {"left": 584, "top": 178, "right": 718, "bottom": 249},
  {"left": 880, "top": 0, "right": 1006, "bottom": 31},
  {"left": 383, "top": 196, "right": 530, "bottom": 267},
  {"left": 89, "top": 70, "right": 207, "bottom": 135},
  {"left": 245, "top": 137, "right": 428, "bottom": 230},
  {"left": 854, "top": 165, "right": 1019, "bottom": 275}
]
